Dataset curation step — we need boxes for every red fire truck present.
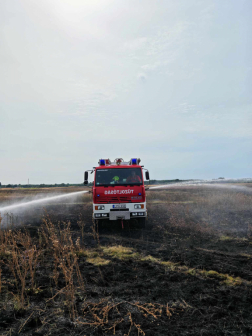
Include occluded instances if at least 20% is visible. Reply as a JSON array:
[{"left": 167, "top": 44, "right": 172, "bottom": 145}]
[{"left": 84, "top": 158, "right": 150, "bottom": 228}]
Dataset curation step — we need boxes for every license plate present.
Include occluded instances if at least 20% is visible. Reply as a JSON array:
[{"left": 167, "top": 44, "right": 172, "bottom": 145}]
[{"left": 112, "top": 204, "right": 126, "bottom": 209}]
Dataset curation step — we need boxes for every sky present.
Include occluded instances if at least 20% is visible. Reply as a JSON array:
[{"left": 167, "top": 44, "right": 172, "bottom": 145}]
[{"left": 0, "top": 0, "right": 251, "bottom": 184}]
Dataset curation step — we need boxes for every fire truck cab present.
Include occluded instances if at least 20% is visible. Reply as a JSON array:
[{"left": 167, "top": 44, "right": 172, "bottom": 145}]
[{"left": 84, "top": 158, "right": 150, "bottom": 228}]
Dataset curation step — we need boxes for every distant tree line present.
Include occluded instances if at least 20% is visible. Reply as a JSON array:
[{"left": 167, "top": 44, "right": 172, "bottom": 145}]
[
  {"left": 146, "top": 179, "right": 181, "bottom": 185},
  {"left": 0, "top": 183, "right": 90, "bottom": 188},
  {"left": 0, "top": 180, "right": 187, "bottom": 188}
]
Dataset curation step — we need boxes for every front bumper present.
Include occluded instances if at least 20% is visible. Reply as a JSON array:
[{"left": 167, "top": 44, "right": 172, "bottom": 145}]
[{"left": 93, "top": 202, "right": 147, "bottom": 221}]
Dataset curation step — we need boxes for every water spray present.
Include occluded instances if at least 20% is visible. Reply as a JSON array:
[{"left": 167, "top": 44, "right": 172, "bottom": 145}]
[
  {"left": 149, "top": 179, "right": 252, "bottom": 192},
  {"left": 0, "top": 190, "right": 88, "bottom": 213}
]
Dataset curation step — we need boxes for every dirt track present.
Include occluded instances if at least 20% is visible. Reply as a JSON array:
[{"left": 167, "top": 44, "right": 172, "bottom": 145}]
[{"left": 0, "top": 186, "right": 252, "bottom": 335}]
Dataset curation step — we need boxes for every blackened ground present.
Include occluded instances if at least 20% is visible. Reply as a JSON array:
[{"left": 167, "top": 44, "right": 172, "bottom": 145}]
[{"left": 1, "top": 186, "right": 252, "bottom": 335}]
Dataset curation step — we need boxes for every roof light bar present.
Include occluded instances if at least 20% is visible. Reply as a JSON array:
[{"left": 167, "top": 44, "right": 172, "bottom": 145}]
[
  {"left": 114, "top": 158, "right": 124, "bottom": 165},
  {"left": 98, "top": 158, "right": 141, "bottom": 166},
  {"left": 130, "top": 158, "right": 141, "bottom": 165},
  {"left": 99, "top": 159, "right": 111, "bottom": 166}
]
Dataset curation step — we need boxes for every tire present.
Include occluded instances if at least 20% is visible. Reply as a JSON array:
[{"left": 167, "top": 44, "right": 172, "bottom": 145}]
[{"left": 138, "top": 217, "right": 146, "bottom": 229}]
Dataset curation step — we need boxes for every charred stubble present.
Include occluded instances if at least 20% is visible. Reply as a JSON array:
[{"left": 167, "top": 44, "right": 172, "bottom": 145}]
[{"left": 0, "top": 186, "right": 252, "bottom": 335}]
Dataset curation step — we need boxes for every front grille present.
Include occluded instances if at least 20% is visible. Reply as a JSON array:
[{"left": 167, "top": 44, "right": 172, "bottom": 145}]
[{"left": 96, "top": 196, "right": 132, "bottom": 203}]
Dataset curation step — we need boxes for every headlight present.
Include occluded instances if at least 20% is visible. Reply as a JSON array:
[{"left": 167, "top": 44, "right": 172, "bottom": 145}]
[
  {"left": 138, "top": 212, "right": 144, "bottom": 216},
  {"left": 98, "top": 205, "right": 105, "bottom": 210},
  {"left": 95, "top": 214, "right": 101, "bottom": 218},
  {"left": 132, "top": 212, "right": 138, "bottom": 216},
  {"left": 101, "top": 213, "right": 108, "bottom": 217},
  {"left": 134, "top": 204, "right": 142, "bottom": 209}
]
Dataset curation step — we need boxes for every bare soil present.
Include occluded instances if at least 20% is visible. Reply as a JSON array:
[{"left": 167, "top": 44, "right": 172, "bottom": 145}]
[{"left": 0, "top": 185, "right": 252, "bottom": 335}]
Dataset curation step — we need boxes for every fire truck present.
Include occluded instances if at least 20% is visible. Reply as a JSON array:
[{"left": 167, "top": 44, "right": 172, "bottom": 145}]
[{"left": 84, "top": 158, "right": 150, "bottom": 228}]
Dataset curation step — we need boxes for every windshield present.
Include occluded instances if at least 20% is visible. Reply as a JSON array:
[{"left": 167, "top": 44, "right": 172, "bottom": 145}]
[{"left": 95, "top": 168, "right": 143, "bottom": 186}]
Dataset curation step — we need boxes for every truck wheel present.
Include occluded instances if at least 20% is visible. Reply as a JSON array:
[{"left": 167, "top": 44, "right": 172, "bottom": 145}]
[{"left": 138, "top": 218, "right": 146, "bottom": 229}]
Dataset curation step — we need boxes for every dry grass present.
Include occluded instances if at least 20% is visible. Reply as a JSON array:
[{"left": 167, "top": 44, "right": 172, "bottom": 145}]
[
  {"left": 101, "top": 245, "right": 136, "bottom": 259},
  {"left": 0, "top": 216, "right": 192, "bottom": 333},
  {"left": 101, "top": 244, "right": 248, "bottom": 287},
  {"left": 78, "top": 298, "right": 181, "bottom": 334},
  {"left": 76, "top": 249, "right": 110, "bottom": 266},
  {"left": 0, "top": 215, "right": 85, "bottom": 318},
  {"left": 39, "top": 216, "right": 85, "bottom": 319}
]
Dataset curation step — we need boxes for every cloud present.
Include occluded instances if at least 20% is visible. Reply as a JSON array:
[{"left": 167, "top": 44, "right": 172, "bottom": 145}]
[
  {"left": 0, "top": 0, "right": 251, "bottom": 183},
  {"left": 137, "top": 73, "right": 147, "bottom": 82},
  {"left": 123, "top": 37, "right": 148, "bottom": 51}
]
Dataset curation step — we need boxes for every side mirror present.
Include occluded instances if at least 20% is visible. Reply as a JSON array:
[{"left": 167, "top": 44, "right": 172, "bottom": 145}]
[
  {"left": 84, "top": 171, "right": 88, "bottom": 185},
  {"left": 145, "top": 171, "right": 150, "bottom": 180}
]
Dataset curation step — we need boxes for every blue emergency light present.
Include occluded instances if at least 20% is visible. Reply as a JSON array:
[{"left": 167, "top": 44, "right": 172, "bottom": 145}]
[
  {"left": 100, "top": 159, "right": 105, "bottom": 165},
  {"left": 131, "top": 158, "right": 137, "bottom": 165}
]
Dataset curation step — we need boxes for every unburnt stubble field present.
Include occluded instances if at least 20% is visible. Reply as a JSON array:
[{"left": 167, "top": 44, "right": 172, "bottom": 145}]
[{"left": 0, "top": 185, "right": 252, "bottom": 335}]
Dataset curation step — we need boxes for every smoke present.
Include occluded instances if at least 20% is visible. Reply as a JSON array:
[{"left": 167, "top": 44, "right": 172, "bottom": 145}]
[{"left": 148, "top": 181, "right": 252, "bottom": 237}]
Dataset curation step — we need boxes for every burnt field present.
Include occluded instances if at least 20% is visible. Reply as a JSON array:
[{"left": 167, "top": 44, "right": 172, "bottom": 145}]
[{"left": 0, "top": 185, "right": 252, "bottom": 335}]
